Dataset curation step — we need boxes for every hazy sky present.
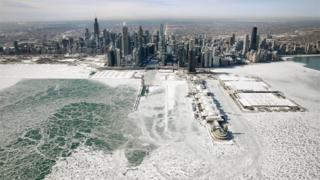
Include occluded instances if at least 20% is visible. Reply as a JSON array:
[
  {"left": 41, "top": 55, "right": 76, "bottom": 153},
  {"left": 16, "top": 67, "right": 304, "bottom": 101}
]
[{"left": 0, "top": 0, "right": 319, "bottom": 22}]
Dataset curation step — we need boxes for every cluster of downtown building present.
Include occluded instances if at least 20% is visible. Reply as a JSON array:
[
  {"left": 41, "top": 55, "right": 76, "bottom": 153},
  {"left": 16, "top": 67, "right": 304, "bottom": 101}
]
[{"left": 1, "top": 18, "right": 320, "bottom": 70}]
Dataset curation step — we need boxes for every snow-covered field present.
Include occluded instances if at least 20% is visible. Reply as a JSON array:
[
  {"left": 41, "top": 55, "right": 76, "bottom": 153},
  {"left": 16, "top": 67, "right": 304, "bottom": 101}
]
[
  {"left": 0, "top": 61, "right": 319, "bottom": 179},
  {"left": 213, "top": 61, "right": 320, "bottom": 179},
  {"left": 223, "top": 81, "right": 270, "bottom": 92},
  {"left": 0, "top": 64, "right": 93, "bottom": 91},
  {"left": 237, "top": 92, "right": 297, "bottom": 107},
  {"left": 91, "top": 70, "right": 135, "bottom": 79}
]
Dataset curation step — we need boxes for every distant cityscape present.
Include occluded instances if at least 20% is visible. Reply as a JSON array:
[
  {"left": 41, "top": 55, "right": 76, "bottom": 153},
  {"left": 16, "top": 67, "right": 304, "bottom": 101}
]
[{"left": 1, "top": 18, "right": 320, "bottom": 71}]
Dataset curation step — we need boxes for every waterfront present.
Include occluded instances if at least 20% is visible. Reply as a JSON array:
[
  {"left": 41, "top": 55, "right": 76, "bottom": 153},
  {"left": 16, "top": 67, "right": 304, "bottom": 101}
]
[
  {"left": 290, "top": 55, "right": 320, "bottom": 71},
  {"left": 0, "top": 62, "right": 319, "bottom": 179}
]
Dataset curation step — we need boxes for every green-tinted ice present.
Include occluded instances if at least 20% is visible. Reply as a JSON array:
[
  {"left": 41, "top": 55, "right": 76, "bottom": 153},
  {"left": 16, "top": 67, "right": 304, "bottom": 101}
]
[{"left": 0, "top": 79, "right": 151, "bottom": 179}]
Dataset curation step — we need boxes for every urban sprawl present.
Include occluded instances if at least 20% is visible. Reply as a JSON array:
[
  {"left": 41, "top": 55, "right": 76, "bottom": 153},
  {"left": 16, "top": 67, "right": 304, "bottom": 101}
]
[{"left": 1, "top": 18, "right": 320, "bottom": 71}]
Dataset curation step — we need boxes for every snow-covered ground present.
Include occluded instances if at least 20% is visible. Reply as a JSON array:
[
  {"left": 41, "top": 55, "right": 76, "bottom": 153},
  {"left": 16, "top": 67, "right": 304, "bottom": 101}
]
[
  {"left": 91, "top": 70, "right": 135, "bottom": 79},
  {"left": 0, "top": 64, "right": 93, "bottom": 90},
  {"left": 212, "top": 61, "right": 320, "bottom": 179},
  {"left": 223, "top": 81, "right": 270, "bottom": 92}
]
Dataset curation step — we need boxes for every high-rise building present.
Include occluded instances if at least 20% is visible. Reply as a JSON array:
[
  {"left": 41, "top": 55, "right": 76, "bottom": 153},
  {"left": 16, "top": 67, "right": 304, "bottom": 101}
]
[
  {"left": 107, "top": 45, "right": 121, "bottom": 66},
  {"left": 133, "top": 47, "right": 140, "bottom": 66},
  {"left": 202, "top": 46, "right": 213, "bottom": 68},
  {"left": 250, "top": 27, "right": 258, "bottom": 51},
  {"left": 94, "top": 18, "right": 100, "bottom": 38},
  {"left": 85, "top": 28, "right": 90, "bottom": 40},
  {"left": 145, "top": 30, "right": 150, "bottom": 45},
  {"left": 14, "top": 41, "right": 19, "bottom": 53},
  {"left": 230, "top": 33, "right": 236, "bottom": 46},
  {"left": 243, "top": 34, "right": 249, "bottom": 55},
  {"left": 188, "top": 48, "right": 196, "bottom": 73},
  {"left": 138, "top": 25, "right": 144, "bottom": 47},
  {"left": 212, "top": 55, "right": 220, "bottom": 67},
  {"left": 159, "top": 24, "right": 164, "bottom": 39},
  {"left": 259, "top": 38, "right": 267, "bottom": 49},
  {"left": 159, "top": 24, "right": 167, "bottom": 65},
  {"left": 115, "top": 48, "right": 121, "bottom": 66},
  {"left": 133, "top": 32, "right": 139, "bottom": 48},
  {"left": 122, "top": 22, "right": 129, "bottom": 56},
  {"left": 152, "top": 31, "right": 159, "bottom": 50},
  {"left": 0, "top": 46, "right": 4, "bottom": 54},
  {"left": 177, "top": 44, "right": 186, "bottom": 67},
  {"left": 103, "top": 29, "right": 107, "bottom": 38},
  {"left": 146, "top": 43, "right": 155, "bottom": 56}
]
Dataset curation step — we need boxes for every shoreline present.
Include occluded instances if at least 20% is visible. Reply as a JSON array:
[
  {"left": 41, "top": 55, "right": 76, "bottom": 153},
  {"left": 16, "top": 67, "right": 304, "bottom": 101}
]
[{"left": 281, "top": 54, "right": 320, "bottom": 60}]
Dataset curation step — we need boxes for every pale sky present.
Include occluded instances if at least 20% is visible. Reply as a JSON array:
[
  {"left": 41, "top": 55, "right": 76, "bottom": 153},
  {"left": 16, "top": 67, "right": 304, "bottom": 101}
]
[{"left": 0, "top": 0, "right": 319, "bottom": 22}]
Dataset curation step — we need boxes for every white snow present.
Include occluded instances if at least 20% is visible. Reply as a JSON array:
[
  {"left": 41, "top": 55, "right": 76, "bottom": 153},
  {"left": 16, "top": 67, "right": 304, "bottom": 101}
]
[
  {"left": 224, "top": 81, "right": 270, "bottom": 92},
  {"left": 0, "top": 64, "right": 91, "bottom": 79},
  {"left": 237, "top": 92, "right": 297, "bottom": 107},
  {"left": 0, "top": 64, "right": 93, "bottom": 91},
  {"left": 46, "top": 147, "right": 129, "bottom": 180},
  {"left": 218, "top": 74, "right": 256, "bottom": 81},
  {"left": 91, "top": 70, "right": 135, "bottom": 79},
  {"left": 212, "top": 61, "right": 320, "bottom": 179},
  {"left": 93, "top": 78, "right": 140, "bottom": 89}
]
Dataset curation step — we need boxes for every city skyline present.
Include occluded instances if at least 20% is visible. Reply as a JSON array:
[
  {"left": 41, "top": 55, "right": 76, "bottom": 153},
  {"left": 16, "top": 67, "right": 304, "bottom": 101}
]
[{"left": 0, "top": 0, "right": 320, "bottom": 22}]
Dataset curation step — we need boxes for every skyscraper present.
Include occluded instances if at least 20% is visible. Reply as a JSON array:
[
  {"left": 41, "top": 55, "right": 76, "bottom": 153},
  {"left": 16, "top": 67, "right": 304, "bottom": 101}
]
[
  {"left": 138, "top": 25, "right": 144, "bottom": 47},
  {"left": 14, "top": 41, "right": 19, "bottom": 53},
  {"left": 159, "top": 24, "right": 164, "bottom": 40},
  {"left": 115, "top": 48, "right": 121, "bottom": 66},
  {"left": 107, "top": 48, "right": 116, "bottom": 66},
  {"left": 133, "top": 47, "right": 143, "bottom": 66},
  {"left": 122, "top": 22, "right": 129, "bottom": 56},
  {"left": 107, "top": 45, "right": 121, "bottom": 67},
  {"left": 85, "top": 28, "right": 90, "bottom": 40},
  {"left": 243, "top": 34, "right": 249, "bottom": 55},
  {"left": 159, "top": 24, "right": 166, "bottom": 64},
  {"left": 230, "top": 33, "right": 236, "bottom": 46},
  {"left": 94, "top": 18, "right": 100, "bottom": 38},
  {"left": 177, "top": 44, "right": 186, "bottom": 67},
  {"left": 188, "top": 48, "right": 196, "bottom": 73},
  {"left": 202, "top": 46, "right": 213, "bottom": 68},
  {"left": 250, "top": 27, "right": 258, "bottom": 51}
]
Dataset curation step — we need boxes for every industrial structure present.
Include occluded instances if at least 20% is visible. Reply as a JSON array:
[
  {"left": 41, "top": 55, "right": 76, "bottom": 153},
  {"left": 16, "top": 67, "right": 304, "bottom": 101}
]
[
  {"left": 218, "top": 74, "right": 305, "bottom": 112},
  {"left": 188, "top": 75, "right": 230, "bottom": 141}
]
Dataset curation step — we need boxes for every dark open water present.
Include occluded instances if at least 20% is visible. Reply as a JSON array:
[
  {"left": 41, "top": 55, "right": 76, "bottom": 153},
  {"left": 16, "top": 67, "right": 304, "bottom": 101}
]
[{"left": 291, "top": 56, "right": 320, "bottom": 71}]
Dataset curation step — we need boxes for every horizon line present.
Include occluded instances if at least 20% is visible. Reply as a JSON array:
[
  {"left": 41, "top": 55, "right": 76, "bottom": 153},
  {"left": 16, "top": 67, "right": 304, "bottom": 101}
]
[{"left": 1, "top": 16, "right": 320, "bottom": 23}]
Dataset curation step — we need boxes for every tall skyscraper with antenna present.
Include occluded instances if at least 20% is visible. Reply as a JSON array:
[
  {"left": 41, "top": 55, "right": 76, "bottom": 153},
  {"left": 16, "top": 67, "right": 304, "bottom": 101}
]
[
  {"left": 243, "top": 34, "right": 249, "bottom": 55},
  {"left": 122, "top": 22, "right": 129, "bottom": 56},
  {"left": 138, "top": 25, "right": 144, "bottom": 47},
  {"left": 94, "top": 18, "right": 100, "bottom": 38},
  {"left": 250, "top": 26, "right": 258, "bottom": 51}
]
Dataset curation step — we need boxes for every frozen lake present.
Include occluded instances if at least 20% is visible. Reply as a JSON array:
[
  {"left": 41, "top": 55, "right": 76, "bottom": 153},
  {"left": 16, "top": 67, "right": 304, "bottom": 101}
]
[
  {"left": 0, "top": 79, "right": 146, "bottom": 179},
  {"left": 0, "top": 63, "right": 319, "bottom": 179},
  {"left": 0, "top": 63, "right": 152, "bottom": 180}
]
